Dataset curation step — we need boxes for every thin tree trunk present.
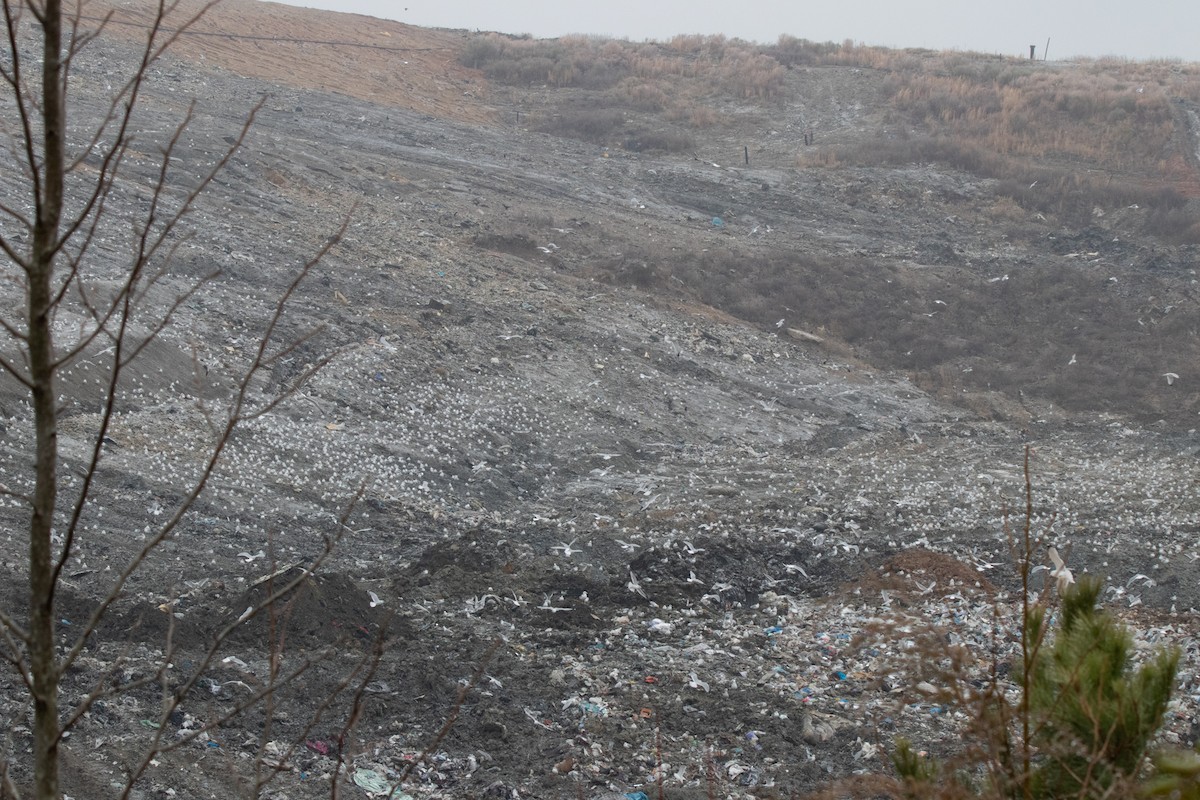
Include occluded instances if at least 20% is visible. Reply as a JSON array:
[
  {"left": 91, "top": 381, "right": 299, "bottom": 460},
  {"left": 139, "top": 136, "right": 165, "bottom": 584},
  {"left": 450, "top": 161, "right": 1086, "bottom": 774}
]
[{"left": 30, "top": 1, "right": 65, "bottom": 798}]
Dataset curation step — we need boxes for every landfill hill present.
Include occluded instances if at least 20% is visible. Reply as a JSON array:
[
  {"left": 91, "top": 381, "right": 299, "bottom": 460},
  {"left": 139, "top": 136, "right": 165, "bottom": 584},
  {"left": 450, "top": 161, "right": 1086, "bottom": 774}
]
[{"left": 0, "top": 1, "right": 1199, "bottom": 798}]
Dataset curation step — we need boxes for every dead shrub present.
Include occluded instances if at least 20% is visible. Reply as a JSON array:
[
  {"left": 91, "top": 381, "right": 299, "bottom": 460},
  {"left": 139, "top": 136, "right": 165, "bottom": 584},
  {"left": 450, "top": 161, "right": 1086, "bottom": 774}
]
[
  {"left": 484, "top": 55, "right": 555, "bottom": 85},
  {"left": 588, "top": 233, "right": 1199, "bottom": 425},
  {"left": 768, "top": 34, "right": 841, "bottom": 67},
  {"left": 622, "top": 129, "right": 695, "bottom": 153},
  {"left": 460, "top": 34, "right": 507, "bottom": 69},
  {"left": 717, "top": 52, "right": 787, "bottom": 99},
  {"left": 679, "top": 105, "right": 722, "bottom": 128},
  {"left": 460, "top": 33, "right": 629, "bottom": 88},
  {"left": 811, "top": 47, "right": 1196, "bottom": 202},
  {"left": 609, "top": 78, "right": 670, "bottom": 111},
  {"left": 1144, "top": 206, "right": 1200, "bottom": 244},
  {"left": 535, "top": 107, "right": 626, "bottom": 143}
]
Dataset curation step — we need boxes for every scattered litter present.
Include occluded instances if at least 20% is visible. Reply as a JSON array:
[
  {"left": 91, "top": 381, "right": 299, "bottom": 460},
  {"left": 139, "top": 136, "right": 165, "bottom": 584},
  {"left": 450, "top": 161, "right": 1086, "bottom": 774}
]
[
  {"left": 524, "top": 708, "right": 554, "bottom": 730},
  {"left": 855, "top": 739, "right": 880, "bottom": 760},
  {"left": 11, "top": 31, "right": 1200, "bottom": 800},
  {"left": 351, "top": 768, "right": 389, "bottom": 794}
]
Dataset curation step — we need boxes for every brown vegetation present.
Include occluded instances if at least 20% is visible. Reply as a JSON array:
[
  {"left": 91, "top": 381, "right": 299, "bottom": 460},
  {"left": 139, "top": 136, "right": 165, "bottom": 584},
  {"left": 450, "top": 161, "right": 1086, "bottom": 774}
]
[
  {"left": 796, "top": 45, "right": 1200, "bottom": 224},
  {"left": 582, "top": 237, "right": 1200, "bottom": 423},
  {"left": 463, "top": 30, "right": 1200, "bottom": 422},
  {"left": 462, "top": 30, "right": 787, "bottom": 150},
  {"left": 462, "top": 29, "right": 1200, "bottom": 234}
]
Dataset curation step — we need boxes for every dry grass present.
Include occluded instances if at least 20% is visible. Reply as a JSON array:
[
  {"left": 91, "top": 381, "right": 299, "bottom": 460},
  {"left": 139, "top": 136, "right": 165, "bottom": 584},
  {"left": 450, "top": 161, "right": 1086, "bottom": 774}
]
[
  {"left": 794, "top": 44, "right": 1200, "bottom": 224},
  {"left": 463, "top": 32, "right": 780, "bottom": 148},
  {"left": 461, "top": 31, "right": 787, "bottom": 101},
  {"left": 463, "top": 31, "right": 1200, "bottom": 218},
  {"left": 879, "top": 60, "right": 1182, "bottom": 176}
]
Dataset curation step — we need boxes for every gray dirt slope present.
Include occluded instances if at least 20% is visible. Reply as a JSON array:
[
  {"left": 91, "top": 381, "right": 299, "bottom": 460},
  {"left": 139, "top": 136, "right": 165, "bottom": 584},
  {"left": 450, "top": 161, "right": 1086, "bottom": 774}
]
[{"left": 0, "top": 6, "right": 1198, "bottom": 799}]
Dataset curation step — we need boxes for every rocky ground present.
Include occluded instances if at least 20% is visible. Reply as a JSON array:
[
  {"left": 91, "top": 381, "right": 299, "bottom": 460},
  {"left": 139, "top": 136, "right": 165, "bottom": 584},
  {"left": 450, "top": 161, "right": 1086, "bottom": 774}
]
[{"left": 0, "top": 3, "right": 1199, "bottom": 798}]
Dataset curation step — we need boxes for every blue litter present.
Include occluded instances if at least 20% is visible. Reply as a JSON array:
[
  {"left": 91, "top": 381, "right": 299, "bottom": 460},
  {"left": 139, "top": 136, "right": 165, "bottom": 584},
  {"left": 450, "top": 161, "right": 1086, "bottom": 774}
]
[
  {"left": 578, "top": 701, "right": 609, "bottom": 716},
  {"left": 711, "top": 217, "right": 724, "bottom": 227},
  {"left": 352, "top": 769, "right": 390, "bottom": 793},
  {"left": 625, "top": 793, "right": 650, "bottom": 800}
]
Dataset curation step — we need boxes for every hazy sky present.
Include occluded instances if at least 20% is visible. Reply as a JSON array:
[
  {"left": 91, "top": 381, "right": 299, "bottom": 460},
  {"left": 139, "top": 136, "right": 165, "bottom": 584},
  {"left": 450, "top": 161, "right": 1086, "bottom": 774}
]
[{"left": 271, "top": 1, "right": 1200, "bottom": 62}]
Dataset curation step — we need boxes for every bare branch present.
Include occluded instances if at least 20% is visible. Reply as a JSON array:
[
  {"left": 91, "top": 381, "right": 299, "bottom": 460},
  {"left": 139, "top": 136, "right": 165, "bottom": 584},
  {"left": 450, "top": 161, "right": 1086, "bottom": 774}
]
[
  {"left": 325, "top": 631, "right": 389, "bottom": 795},
  {"left": 112, "top": 498, "right": 367, "bottom": 796},
  {"left": 63, "top": 3, "right": 110, "bottom": 63},
  {"left": 123, "top": 648, "right": 327, "bottom": 781},
  {"left": 4, "top": 3, "right": 380, "bottom": 797},
  {"left": 258, "top": 633, "right": 388, "bottom": 795},
  {"left": 60, "top": 462, "right": 360, "bottom": 687},
  {"left": 54, "top": 645, "right": 140, "bottom": 735},
  {"left": 25, "top": 0, "right": 45, "bottom": 27},
  {"left": 233, "top": 210, "right": 350, "bottom": 404},
  {"left": 237, "top": 328, "right": 334, "bottom": 422},
  {"left": 0, "top": 233, "right": 32, "bottom": 275},
  {"left": 0, "top": 482, "right": 33, "bottom": 505},
  {"left": 50, "top": 260, "right": 217, "bottom": 374},
  {"left": 48, "top": 96, "right": 258, "bottom": 375},
  {"left": 48, "top": 135, "right": 130, "bottom": 309},
  {"left": 0, "top": 607, "right": 31, "bottom": 652},
  {"left": 1, "top": 0, "right": 41, "bottom": 213},
  {"left": 52, "top": 203, "right": 346, "bottom": 632},
  {"left": 0, "top": 199, "right": 33, "bottom": 231},
  {"left": 50, "top": 2, "right": 225, "bottom": 267},
  {"left": 119, "top": 267, "right": 218, "bottom": 364},
  {"left": 1, "top": 757, "right": 21, "bottom": 800},
  {"left": 0, "top": 301, "right": 29, "bottom": 338},
  {"left": 49, "top": 102, "right": 283, "bottom": 580},
  {"left": 393, "top": 637, "right": 502, "bottom": 790},
  {"left": 0, "top": 350, "right": 33, "bottom": 388}
]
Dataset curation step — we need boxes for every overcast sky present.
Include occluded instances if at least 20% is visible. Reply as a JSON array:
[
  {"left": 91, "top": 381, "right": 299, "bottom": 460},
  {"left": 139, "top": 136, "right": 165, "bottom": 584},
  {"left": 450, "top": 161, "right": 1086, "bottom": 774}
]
[{"left": 270, "top": 1, "right": 1200, "bottom": 62}]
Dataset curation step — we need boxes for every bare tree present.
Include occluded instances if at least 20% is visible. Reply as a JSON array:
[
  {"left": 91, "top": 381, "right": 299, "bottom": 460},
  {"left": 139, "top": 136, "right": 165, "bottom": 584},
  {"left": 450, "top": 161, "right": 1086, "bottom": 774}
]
[{"left": 0, "top": 2, "right": 356, "bottom": 797}]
